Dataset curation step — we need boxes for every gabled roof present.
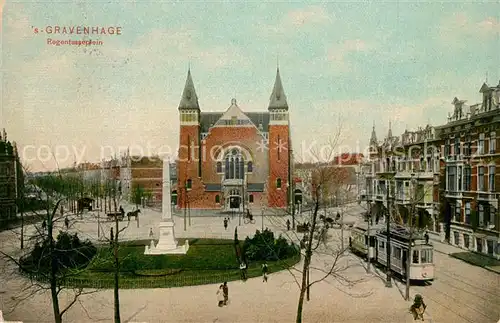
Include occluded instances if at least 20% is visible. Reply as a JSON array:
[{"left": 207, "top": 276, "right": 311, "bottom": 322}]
[
  {"left": 213, "top": 99, "right": 255, "bottom": 127},
  {"left": 479, "top": 82, "right": 492, "bottom": 93},
  {"left": 178, "top": 69, "right": 200, "bottom": 110},
  {"left": 268, "top": 68, "right": 289, "bottom": 110},
  {"left": 200, "top": 112, "right": 270, "bottom": 133}
]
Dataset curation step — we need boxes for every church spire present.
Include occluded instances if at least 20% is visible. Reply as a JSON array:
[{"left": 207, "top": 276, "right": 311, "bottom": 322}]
[
  {"left": 370, "top": 122, "right": 378, "bottom": 146},
  {"left": 178, "top": 69, "right": 200, "bottom": 111},
  {"left": 268, "top": 67, "right": 289, "bottom": 111}
]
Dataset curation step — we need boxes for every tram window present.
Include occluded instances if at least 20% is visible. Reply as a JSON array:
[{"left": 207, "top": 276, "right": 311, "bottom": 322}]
[
  {"left": 421, "top": 249, "right": 433, "bottom": 263},
  {"left": 365, "top": 236, "right": 368, "bottom": 245},
  {"left": 394, "top": 247, "right": 401, "bottom": 260},
  {"left": 379, "top": 241, "right": 385, "bottom": 250},
  {"left": 412, "top": 250, "right": 419, "bottom": 264}
]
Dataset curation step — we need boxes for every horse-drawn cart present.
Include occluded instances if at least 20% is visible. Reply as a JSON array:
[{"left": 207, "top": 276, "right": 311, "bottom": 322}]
[{"left": 107, "top": 212, "right": 124, "bottom": 221}]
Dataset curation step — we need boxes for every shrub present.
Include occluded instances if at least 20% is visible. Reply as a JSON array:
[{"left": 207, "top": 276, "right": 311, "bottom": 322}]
[
  {"left": 242, "top": 229, "right": 298, "bottom": 262},
  {"left": 20, "top": 231, "right": 96, "bottom": 274}
]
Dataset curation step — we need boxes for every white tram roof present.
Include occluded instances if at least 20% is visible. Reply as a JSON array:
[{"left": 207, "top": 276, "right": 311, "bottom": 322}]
[
  {"left": 352, "top": 222, "right": 385, "bottom": 236},
  {"left": 376, "top": 225, "right": 428, "bottom": 244}
]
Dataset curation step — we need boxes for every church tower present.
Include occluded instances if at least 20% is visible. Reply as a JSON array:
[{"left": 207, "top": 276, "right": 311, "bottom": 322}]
[
  {"left": 369, "top": 122, "right": 378, "bottom": 160},
  {"left": 267, "top": 68, "right": 290, "bottom": 208},
  {"left": 177, "top": 69, "right": 201, "bottom": 208}
]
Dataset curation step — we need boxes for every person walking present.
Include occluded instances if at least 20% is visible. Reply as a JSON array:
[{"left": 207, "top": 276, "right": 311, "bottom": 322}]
[
  {"left": 286, "top": 219, "right": 291, "bottom": 231},
  {"left": 110, "top": 227, "right": 114, "bottom": 245},
  {"left": 42, "top": 220, "right": 46, "bottom": 231},
  {"left": 424, "top": 231, "right": 429, "bottom": 244},
  {"left": 222, "top": 281, "right": 229, "bottom": 305},
  {"left": 64, "top": 217, "right": 69, "bottom": 229},
  {"left": 223, "top": 218, "right": 228, "bottom": 230},
  {"left": 262, "top": 263, "right": 269, "bottom": 282},
  {"left": 239, "top": 262, "right": 247, "bottom": 281},
  {"left": 216, "top": 283, "right": 225, "bottom": 307}
]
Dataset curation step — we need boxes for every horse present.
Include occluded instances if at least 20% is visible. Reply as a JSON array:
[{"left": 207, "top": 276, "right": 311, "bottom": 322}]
[{"left": 127, "top": 209, "right": 141, "bottom": 221}]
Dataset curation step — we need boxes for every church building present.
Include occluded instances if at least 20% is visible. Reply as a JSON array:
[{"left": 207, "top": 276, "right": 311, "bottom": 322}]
[{"left": 176, "top": 68, "right": 291, "bottom": 211}]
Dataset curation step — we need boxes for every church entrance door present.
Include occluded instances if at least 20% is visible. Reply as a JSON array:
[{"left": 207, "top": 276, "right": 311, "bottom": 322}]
[{"left": 225, "top": 188, "right": 242, "bottom": 212}]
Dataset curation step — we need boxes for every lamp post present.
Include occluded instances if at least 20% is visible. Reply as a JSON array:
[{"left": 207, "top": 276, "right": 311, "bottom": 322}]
[
  {"left": 406, "top": 174, "right": 417, "bottom": 300},
  {"left": 385, "top": 181, "right": 392, "bottom": 288}
]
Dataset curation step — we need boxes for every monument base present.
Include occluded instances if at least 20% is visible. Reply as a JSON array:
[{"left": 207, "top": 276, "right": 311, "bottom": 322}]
[{"left": 144, "top": 220, "right": 189, "bottom": 255}]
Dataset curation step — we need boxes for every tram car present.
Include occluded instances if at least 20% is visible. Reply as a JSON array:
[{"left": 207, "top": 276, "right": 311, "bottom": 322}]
[
  {"left": 349, "top": 222, "right": 384, "bottom": 261},
  {"left": 375, "top": 226, "right": 435, "bottom": 282}
]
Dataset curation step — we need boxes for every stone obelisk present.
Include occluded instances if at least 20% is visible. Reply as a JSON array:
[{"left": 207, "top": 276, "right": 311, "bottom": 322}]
[{"left": 145, "top": 159, "right": 189, "bottom": 255}]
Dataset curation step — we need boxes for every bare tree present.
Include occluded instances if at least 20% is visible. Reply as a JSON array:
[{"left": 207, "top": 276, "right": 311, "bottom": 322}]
[
  {"left": 262, "top": 130, "right": 372, "bottom": 323},
  {"left": 0, "top": 167, "right": 98, "bottom": 323}
]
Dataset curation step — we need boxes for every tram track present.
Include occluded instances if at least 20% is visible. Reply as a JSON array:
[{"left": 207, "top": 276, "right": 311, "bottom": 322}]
[
  {"left": 438, "top": 267, "right": 500, "bottom": 297},
  {"left": 435, "top": 270, "right": 500, "bottom": 301}
]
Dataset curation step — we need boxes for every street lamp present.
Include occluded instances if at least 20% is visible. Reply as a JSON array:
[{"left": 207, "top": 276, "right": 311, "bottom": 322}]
[{"left": 406, "top": 173, "right": 417, "bottom": 300}]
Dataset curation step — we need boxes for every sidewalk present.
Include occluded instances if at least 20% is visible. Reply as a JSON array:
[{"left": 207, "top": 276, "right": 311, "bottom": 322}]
[{"left": 428, "top": 233, "right": 500, "bottom": 274}]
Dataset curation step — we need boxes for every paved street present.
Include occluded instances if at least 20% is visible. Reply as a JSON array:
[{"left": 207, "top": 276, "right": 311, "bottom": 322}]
[{"left": 0, "top": 203, "right": 498, "bottom": 322}]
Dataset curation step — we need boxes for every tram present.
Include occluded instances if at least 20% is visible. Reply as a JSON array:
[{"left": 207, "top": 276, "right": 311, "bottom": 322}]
[
  {"left": 349, "top": 222, "right": 384, "bottom": 261},
  {"left": 375, "top": 226, "right": 435, "bottom": 282}
]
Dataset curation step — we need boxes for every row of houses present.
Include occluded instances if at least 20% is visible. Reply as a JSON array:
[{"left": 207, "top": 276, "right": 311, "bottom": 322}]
[
  {"left": 358, "top": 81, "right": 500, "bottom": 259},
  {"left": 0, "top": 129, "right": 22, "bottom": 227}
]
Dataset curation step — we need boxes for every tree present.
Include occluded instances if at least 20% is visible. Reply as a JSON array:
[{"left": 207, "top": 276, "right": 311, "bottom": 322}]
[
  {"left": 265, "top": 133, "right": 371, "bottom": 323},
  {"left": 132, "top": 184, "right": 144, "bottom": 209},
  {"left": 0, "top": 169, "right": 98, "bottom": 323}
]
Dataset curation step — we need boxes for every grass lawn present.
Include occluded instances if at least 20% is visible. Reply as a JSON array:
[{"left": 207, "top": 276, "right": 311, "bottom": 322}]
[
  {"left": 450, "top": 251, "right": 500, "bottom": 268},
  {"left": 64, "top": 238, "right": 300, "bottom": 289}
]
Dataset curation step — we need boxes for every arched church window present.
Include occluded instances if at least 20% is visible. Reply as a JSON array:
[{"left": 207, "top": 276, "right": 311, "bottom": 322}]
[
  {"left": 216, "top": 161, "right": 222, "bottom": 173},
  {"left": 235, "top": 157, "right": 240, "bottom": 179},
  {"left": 225, "top": 158, "right": 230, "bottom": 178},
  {"left": 276, "top": 178, "right": 282, "bottom": 189},
  {"left": 229, "top": 158, "right": 234, "bottom": 179},
  {"left": 247, "top": 161, "right": 253, "bottom": 173}
]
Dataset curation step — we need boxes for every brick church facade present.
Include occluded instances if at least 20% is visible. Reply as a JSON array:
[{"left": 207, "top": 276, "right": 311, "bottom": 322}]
[{"left": 176, "top": 69, "right": 291, "bottom": 211}]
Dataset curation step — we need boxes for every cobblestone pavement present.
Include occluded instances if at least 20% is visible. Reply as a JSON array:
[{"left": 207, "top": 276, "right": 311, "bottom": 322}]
[{"left": 0, "top": 203, "right": 478, "bottom": 323}]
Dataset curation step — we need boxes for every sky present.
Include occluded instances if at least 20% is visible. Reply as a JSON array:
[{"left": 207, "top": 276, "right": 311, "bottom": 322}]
[{"left": 1, "top": 1, "right": 499, "bottom": 171}]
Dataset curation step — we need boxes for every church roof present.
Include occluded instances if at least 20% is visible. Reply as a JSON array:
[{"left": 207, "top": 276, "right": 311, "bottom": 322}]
[
  {"left": 200, "top": 110, "right": 270, "bottom": 133},
  {"left": 369, "top": 123, "right": 378, "bottom": 146},
  {"left": 268, "top": 68, "right": 289, "bottom": 110},
  {"left": 178, "top": 69, "right": 200, "bottom": 110},
  {"left": 213, "top": 99, "right": 254, "bottom": 127}
]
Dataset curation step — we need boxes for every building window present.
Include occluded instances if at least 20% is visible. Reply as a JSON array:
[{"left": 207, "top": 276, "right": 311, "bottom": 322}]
[
  {"left": 458, "top": 166, "right": 462, "bottom": 191},
  {"left": 444, "top": 139, "right": 450, "bottom": 156},
  {"left": 231, "top": 116, "right": 237, "bottom": 125},
  {"left": 465, "top": 202, "right": 471, "bottom": 224},
  {"left": 247, "top": 161, "right": 253, "bottom": 173},
  {"left": 276, "top": 178, "right": 282, "bottom": 189},
  {"left": 412, "top": 250, "right": 419, "bottom": 264},
  {"left": 216, "top": 162, "right": 222, "bottom": 173},
  {"left": 464, "top": 234, "right": 470, "bottom": 249},
  {"left": 476, "top": 238, "right": 483, "bottom": 253},
  {"left": 464, "top": 166, "right": 471, "bottom": 191},
  {"left": 225, "top": 158, "right": 230, "bottom": 178},
  {"left": 379, "top": 241, "right": 385, "bottom": 250},
  {"left": 447, "top": 166, "right": 456, "bottom": 191},
  {"left": 454, "top": 137, "right": 460, "bottom": 155},
  {"left": 453, "top": 231, "right": 459, "bottom": 245},
  {"left": 478, "top": 133, "right": 485, "bottom": 154},
  {"left": 490, "top": 132, "right": 496, "bottom": 154},
  {"left": 465, "top": 136, "right": 472, "bottom": 156},
  {"left": 455, "top": 203, "right": 461, "bottom": 222},
  {"left": 478, "top": 204, "right": 484, "bottom": 227},
  {"left": 215, "top": 194, "right": 220, "bottom": 204},
  {"left": 478, "top": 166, "right": 485, "bottom": 191},
  {"left": 249, "top": 194, "right": 254, "bottom": 203},
  {"left": 489, "top": 165, "right": 495, "bottom": 192},
  {"left": 186, "top": 179, "right": 192, "bottom": 190},
  {"left": 487, "top": 240, "right": 494, "bottom": 255}
]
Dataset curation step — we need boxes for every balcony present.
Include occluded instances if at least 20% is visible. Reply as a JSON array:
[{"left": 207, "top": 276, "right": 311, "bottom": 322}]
[
  {"left": 477, "top": 192, "right": 498, "bottom": 207},
  {"left": 445, "top": 190, "right": 463, "bottom": 199}
]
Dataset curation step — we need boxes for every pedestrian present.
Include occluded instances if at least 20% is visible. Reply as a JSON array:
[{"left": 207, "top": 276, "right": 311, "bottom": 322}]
[
  {"left": 216, "top": 283, "right": 225, "bottom": 307},
  {"left": 149, "top": 227, "right": 154, "bottom": 238},
  {"left": 424, "top": 231, "right": 429, "bottom": 244},
  {"left": 286, "top": 219, "right": 290, "bottom": 231},
  {"left": 224, "top": 218, "right": 228, "bottom": 230},
  {"left": 262, "top": 263, "right": 268, "bottom": 282},
  {"left": 239, "top": 262, "right": 247, "bottom": 281},
  {"left": 42, "top": 220, "right": 46, "bottom": 230},
  {"left": 222, "top": 281, "right": 229, "bottom": 305},
  {"left": 64, "top": 217, "right": 69, "bottom": 229}
]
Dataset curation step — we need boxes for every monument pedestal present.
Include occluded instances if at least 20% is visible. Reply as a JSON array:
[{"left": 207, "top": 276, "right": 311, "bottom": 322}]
[
  {"left": 145, "top": 220, "right": 189, "bottom": 255},
  {"left": 144, "top": 157, "right": 189, "bottom": 255}
]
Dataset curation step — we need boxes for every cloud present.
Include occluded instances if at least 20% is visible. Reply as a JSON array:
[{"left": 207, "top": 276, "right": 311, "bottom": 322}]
[
  {"left": 438, "top": 12, "right": 500, "bottom": 44},
  {"left": 2, "top": 3, "right": 32, "bottom": 44},
  {"left": 258, "top": 5, "right": 333, "bottom": 36},
  {"left": 327, "top": 39, "right": 372, "bottom": 62}
]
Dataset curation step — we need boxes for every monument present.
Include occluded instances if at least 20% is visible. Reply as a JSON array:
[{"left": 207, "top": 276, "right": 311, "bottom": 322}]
[{"left": 144, "top": 159, "right": 189, "bottom": 255}]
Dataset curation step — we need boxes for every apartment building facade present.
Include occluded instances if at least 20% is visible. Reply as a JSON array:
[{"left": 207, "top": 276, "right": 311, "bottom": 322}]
[
  {"left": 0, "top": 130, "right": 20, "bottom": 228},
  {"left": 360, "top": 80, "right": 500, "bottom": 259},
  {"left": 438, "top": 83, "right": 499, "bottom": 258}
]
